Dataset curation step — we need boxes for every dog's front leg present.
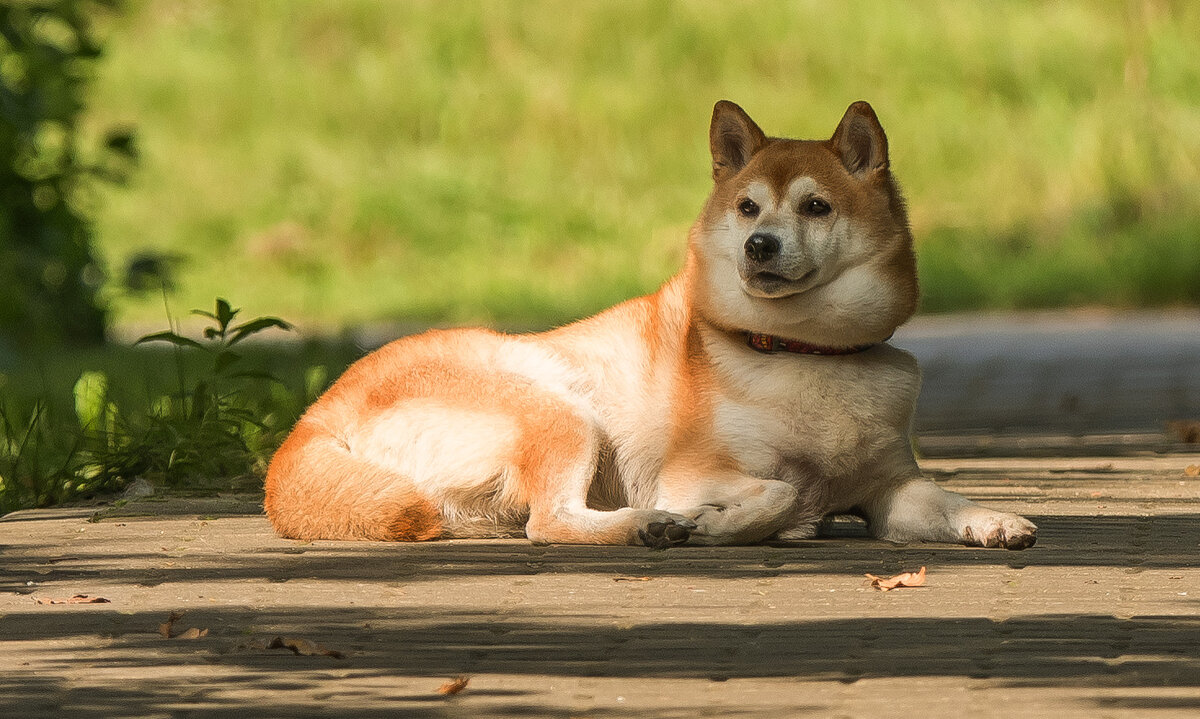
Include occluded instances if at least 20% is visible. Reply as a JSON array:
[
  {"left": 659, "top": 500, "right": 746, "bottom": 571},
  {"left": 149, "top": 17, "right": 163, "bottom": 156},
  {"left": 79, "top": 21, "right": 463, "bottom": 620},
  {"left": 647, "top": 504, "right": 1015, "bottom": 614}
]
[
  {"left": 655, "top": 469, "right": 800, "bottom": 546},
  {"left": 861, "top": 478, "right": 1038, "bottom": 550}
]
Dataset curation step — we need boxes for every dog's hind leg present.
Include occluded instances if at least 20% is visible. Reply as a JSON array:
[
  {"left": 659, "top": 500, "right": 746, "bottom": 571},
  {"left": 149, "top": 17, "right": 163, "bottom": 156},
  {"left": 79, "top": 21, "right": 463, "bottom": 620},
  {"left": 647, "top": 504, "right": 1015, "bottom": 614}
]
[
  {"left": 861, "top": 478, "right": 1038, "bottom": 550},
  {"left": 516, "top": 397, "right": 697, "bottom": 547}
]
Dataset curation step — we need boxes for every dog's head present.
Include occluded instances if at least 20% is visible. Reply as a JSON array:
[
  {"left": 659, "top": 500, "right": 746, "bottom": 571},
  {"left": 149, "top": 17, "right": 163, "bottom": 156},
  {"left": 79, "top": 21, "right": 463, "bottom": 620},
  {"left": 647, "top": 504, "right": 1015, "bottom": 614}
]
[{"left": 689, "top": 101, "right": 918, "bottom": 348}]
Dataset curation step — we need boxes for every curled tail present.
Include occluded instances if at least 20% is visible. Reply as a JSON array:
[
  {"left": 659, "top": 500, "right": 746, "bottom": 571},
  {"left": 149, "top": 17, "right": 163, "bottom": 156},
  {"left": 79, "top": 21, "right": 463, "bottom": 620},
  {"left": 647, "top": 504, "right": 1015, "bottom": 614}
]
[{"left": 264, "top": 421, "right": 443, "bottom": 541}]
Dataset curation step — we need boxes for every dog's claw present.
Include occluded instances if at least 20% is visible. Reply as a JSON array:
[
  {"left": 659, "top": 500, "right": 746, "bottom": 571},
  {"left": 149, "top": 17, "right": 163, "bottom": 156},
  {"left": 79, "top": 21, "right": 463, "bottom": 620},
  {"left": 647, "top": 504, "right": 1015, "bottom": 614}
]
[
  {"left": 665, "top": 524, "right": 689, "bottom": 541},
  {"left": 963, "top": 515, "right": 1038, "bottom": 551},
  {"left": 639, "top": 519, "right": 692, "bottom": 550}
]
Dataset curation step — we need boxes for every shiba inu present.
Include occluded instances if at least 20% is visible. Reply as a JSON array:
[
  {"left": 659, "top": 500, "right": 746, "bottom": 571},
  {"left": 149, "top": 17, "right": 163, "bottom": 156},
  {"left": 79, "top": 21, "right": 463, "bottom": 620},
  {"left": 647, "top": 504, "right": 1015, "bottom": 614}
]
[{"left": 265, "top": 100, "right": 1038, "bottom": 550}]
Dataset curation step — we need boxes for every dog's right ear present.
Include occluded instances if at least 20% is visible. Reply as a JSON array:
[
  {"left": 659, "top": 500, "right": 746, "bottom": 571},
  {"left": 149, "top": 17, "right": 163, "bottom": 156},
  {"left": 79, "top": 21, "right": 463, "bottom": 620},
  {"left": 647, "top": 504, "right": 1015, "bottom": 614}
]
[
  {"left": 830, "top": 101, "right": 889, "bottom": 177},
  {"left": 710, "top": 101, "right": 767, "bottom": 182}
]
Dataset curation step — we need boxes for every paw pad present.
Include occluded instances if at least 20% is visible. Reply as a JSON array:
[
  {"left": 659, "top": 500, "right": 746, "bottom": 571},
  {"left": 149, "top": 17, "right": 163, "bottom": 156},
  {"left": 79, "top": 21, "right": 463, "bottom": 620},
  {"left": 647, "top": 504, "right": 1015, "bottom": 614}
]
[{"left": 638, "top": 520, "right": 691, "bottom": 550}]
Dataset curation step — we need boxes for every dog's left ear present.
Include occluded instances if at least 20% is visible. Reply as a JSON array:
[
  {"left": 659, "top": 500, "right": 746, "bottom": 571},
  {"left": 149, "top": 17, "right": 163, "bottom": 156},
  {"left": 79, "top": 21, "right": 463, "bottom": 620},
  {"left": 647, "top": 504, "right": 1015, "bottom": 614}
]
[
  {"left": 830, "top": 101, "right": 888, "bottom": 176},
  {"left": 710, "top": 100, "right": 767, "bottom": 181}
]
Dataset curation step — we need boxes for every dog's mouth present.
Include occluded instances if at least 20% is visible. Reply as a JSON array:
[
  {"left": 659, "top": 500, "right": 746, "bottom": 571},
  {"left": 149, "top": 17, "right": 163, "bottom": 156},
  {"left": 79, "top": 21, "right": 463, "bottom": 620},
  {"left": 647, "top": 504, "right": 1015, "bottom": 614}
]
[{"left": 742, "top": 268, "right": 819, "bottom": 299}]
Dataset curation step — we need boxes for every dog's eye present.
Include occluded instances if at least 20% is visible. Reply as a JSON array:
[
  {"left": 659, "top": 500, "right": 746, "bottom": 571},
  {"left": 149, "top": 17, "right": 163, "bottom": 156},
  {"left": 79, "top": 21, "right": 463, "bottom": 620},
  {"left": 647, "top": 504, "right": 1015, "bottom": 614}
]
[
  {"left": 803, "top": 198, "right": 831, "bottom": 217},
  {"left": 737, "top": 199, "right": 760, "bottom": 218}
]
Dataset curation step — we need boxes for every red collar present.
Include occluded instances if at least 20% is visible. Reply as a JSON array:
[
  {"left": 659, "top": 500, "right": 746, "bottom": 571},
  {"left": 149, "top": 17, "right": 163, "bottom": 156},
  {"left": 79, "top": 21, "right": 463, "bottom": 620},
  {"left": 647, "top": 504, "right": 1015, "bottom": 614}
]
[{"left": 746, "top": 331, "right": 879, "bottom": 356}]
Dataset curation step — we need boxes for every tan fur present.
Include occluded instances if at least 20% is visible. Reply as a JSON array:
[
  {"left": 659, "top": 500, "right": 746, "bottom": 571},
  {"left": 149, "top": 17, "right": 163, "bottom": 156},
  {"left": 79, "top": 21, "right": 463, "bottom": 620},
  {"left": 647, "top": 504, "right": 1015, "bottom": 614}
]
[{"left": 265, "top": 101, "right": 1037, "bottom": 550}]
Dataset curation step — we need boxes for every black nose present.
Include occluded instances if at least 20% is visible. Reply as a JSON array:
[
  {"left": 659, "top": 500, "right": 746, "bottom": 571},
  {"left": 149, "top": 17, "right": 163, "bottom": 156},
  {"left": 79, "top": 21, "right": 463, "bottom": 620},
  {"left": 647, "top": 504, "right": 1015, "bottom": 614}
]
[{"left": 744, "top": 233, "right": 781, "bottom": 263}]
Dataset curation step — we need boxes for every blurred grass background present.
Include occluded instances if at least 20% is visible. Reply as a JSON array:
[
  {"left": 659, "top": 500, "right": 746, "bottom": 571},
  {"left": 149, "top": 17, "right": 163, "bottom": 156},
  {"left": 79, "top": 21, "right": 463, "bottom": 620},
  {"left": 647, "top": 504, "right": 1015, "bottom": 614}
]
[{"left": 85, "top": 0, "right": 1200, "bottom": 330}]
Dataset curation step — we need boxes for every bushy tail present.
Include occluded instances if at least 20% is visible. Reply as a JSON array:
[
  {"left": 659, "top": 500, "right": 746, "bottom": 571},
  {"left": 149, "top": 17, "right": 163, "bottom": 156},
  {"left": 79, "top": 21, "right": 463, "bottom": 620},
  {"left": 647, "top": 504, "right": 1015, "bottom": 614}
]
[{"left": 264, "top": 421, "right": 442, "bottom": 541}]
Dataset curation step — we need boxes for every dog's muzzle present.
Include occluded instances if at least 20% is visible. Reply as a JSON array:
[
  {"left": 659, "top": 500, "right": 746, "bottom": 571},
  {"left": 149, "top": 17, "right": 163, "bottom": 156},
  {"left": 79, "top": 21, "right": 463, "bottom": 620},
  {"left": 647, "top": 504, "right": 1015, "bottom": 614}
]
[{"left": 744, "top": 233, "right": 781, "bottom": 263}]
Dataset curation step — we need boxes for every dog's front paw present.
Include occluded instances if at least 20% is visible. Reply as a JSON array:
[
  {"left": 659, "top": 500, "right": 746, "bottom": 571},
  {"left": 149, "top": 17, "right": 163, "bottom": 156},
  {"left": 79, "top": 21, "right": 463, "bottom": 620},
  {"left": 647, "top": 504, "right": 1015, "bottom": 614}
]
[
  {"left": 637, "top": 515, "right": 696, "bottom": 550},
  {"left": 962, "top": 512, "right": 1037, "bottom": 550}
]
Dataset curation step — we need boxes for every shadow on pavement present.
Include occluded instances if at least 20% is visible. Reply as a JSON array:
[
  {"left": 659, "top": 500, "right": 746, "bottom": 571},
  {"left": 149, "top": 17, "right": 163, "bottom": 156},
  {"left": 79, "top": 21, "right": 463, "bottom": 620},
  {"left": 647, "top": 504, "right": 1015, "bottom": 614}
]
[{"left": 1, "top": 607, "right": 1197, "bottom": 717}]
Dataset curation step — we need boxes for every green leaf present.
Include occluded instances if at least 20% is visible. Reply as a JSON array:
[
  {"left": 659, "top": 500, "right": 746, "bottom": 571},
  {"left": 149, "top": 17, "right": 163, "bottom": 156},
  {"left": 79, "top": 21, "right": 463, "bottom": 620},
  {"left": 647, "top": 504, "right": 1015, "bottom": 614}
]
[
  {"left": 304, "top": 364, "right": 329, "bottom": 401},
  {"left": 227, "top": 317, "right": 293, "bottom": 346},
  {"left": 73, "top": 371, "right": 107, "bottom": 430},
  {"left": 223, "top": 407, "right": 268, "bottom": 429},
  {"left": 228, "top": 369, "right": 283, "bottom": 384},
  {"left": 213, "top": 350, "right": 241, "bottom": 375},
  {"left": 189, "top": 381, "right": 211, "bottom": 420},
  {"left": 215, "top": 299, "right": 238, "bottom": 330},
  {"left": 105, "top": 401, "right": 118, "bottom": 449},
  {"left": 150, "top": 395, "right": 173, "bottom": 418},
  {"left": 135, "top": 331, "right": 205, "bottom": 351}
]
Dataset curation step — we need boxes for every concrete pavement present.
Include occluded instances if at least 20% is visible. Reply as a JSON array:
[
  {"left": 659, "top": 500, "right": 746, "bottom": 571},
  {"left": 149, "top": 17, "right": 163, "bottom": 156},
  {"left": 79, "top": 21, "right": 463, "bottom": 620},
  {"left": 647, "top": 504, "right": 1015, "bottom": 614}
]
[
  {"left": 894, "top": 309, "right": 1200, "bottom": 456},
  {"left": 4, "top": 455, "right": 1200, "bottom": 718}
]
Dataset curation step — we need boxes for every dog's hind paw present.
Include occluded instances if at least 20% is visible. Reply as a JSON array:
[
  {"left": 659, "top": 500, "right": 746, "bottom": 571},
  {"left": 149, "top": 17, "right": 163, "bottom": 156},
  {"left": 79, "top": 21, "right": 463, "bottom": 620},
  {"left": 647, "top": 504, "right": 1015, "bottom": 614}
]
[
  {"left": 774, "top": 521, "right": 820, "bottom": 541},
  {"left": 638, "top": 518, "right": 695, "bottom": 550}
]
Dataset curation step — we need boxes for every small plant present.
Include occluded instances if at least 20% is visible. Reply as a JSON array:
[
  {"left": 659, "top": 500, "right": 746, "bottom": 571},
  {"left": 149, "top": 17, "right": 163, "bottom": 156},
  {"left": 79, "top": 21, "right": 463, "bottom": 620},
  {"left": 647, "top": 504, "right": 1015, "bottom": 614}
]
[
  {"left": 0, "top": 297, "right": 318, "bottom": 514},
  {"left": 118, "top": 298, "right": 293, "bottom": 488},
  {"left": 56, "top": 297, "right": 297, "bottom": 497}
]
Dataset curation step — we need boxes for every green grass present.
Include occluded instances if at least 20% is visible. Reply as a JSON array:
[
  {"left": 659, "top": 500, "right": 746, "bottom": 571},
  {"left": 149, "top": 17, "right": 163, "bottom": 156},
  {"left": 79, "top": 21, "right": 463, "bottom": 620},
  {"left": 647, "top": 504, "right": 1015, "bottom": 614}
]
[
  {"left": 0, "top": 306, "right": 363, "bottom": 514},
  {"left": 81, "top": 0, "right": 1200, "bottom": 328}
]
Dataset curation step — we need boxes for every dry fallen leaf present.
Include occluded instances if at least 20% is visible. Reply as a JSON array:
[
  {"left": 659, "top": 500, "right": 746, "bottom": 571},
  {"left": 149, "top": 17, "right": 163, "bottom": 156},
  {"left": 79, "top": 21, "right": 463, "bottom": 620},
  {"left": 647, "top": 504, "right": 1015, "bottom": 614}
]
[
  {"left": 1167, "top": 420, "right": 1200, "bottom": 444},
  {"left": 158, "top": 611, "right": 208, "bottom": 639},
  {"left": 268, "top": 636, "right": 345, "bottom": 659},
  {"left": 159, "top": 611, "right": 185, "bottom": 638},
  {"left": 34, "top": 594, "right": 110, "bottom": 605},
  {"left": 437, "top": 676, "right": 470, "bottom": 696},
  {"left": 865, "top": 566, "right": 927, "bottom": 592},
  {"left": 613, "top": 576, "right": 652, "bottom": 582},
  {"left": 1184, "top": 465, "right": 1200, "bottom": 477}
]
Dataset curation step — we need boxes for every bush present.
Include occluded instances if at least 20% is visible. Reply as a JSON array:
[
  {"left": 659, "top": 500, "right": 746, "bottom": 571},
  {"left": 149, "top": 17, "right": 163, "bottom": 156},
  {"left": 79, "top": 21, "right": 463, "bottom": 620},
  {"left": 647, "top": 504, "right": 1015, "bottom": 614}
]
[{"left": 0, "top": 0, "right": 127, "bottom": 349}]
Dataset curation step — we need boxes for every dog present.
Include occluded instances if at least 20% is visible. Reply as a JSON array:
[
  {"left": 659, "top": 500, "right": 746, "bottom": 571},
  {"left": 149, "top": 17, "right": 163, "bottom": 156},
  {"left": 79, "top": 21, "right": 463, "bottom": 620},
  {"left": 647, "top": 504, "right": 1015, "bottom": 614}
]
[{"left": 264, "top": 100, "right": 1038, "bottom": 550}]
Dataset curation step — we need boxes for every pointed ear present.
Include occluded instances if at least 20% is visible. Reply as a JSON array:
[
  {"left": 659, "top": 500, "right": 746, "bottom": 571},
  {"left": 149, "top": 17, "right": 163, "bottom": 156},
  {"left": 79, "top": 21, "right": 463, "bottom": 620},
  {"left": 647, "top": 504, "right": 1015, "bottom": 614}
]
[
  {"left": 830, "top": 101, "right": 888, "bottom": 176},
  {"left": 709, "top": 100, "right": 767, "bottom": 181}
]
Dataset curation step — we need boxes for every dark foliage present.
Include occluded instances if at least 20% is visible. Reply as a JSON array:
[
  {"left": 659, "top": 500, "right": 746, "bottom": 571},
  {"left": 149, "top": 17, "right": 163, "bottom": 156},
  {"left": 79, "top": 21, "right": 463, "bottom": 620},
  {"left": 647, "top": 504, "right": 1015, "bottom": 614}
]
[{"left": 0, "top": 0, "right": 126, "bottom": 349}]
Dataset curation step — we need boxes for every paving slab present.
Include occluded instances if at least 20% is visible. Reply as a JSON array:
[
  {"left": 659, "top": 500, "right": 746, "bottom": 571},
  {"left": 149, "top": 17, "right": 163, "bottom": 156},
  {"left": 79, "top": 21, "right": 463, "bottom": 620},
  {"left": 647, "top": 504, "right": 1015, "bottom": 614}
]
[
  {"left": 3, "top": 455, "right": 1199, "bottom": 718},
  {"left": 893, "top": 309, "right": 1200, "bottom": 454}
]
